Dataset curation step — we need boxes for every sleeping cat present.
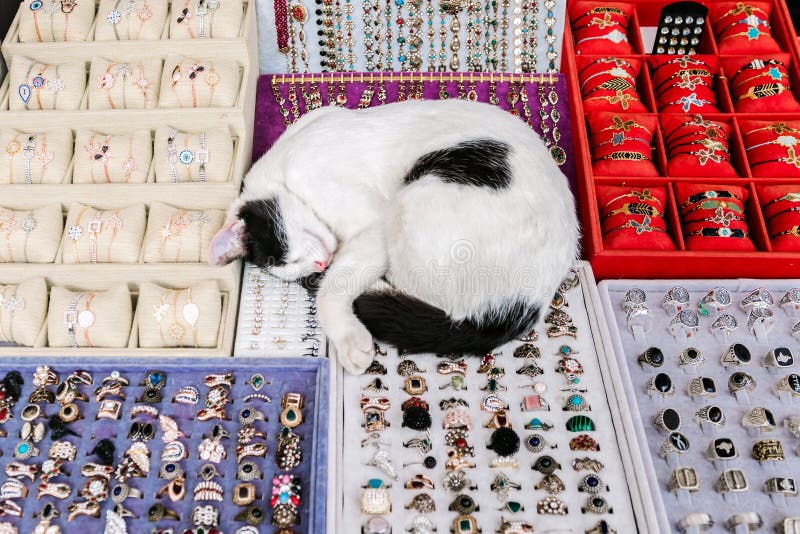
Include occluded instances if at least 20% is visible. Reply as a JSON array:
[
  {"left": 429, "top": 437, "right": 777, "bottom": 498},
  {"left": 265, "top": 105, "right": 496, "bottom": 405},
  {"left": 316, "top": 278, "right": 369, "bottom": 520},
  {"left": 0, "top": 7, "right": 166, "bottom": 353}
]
[{"left": 210, "top": 99, "right": 579, "bottom": 374}]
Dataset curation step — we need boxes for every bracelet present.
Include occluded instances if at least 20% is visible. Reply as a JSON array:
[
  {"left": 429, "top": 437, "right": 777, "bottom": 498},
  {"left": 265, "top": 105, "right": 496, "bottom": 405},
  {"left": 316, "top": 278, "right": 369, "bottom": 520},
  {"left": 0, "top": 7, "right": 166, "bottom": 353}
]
[
  {"left": 665, "top": 92, "right": 712, "bottom": 113},
  {"left": 715, "top": 14, "right": 770, "bottom": 38},
  {"left": 749, "top": 151, "right": 800, "bottom": 168},
  {"left": 670, "top": 149, "right": 729, "bottom": 165},
  {"left": 606, "top": 215, "right": 666, "bottom": 235},
  {"left": 681, "top": 190, "right": 740, "bottom": 209},
  {"left": 730, "top": 59, "right": 784, "bottom": 87},
  {"left": 592, "top": 134, "right": 651, "bottom": 150},
  {"left": 733, "top": 65, "right": 787, "bottom": 90},
  {"left": 580, "top": 68, "right": 635, "bottom": 93},
  {"left": 652, "top": 56, "right": 709, "bottom": 76},
  {"left": 582, "top": 77, "right": 636, "bottom": 98},
  {"left": 684, "top": 211, "right": 745, "bottom": 227},
  {"left": 742, "top": 123, "right": 799, "bottom": 137},
  {"left": 766, "top": 205, "right": 800, "bottom": 222},
  {"left": 769, "top": 226, "right": 800, "bottom": 238},
  {"left": 64, "top": 294, "right": 81, "bottom": 349},
  {"left": 762, "top": 192, "right": 800, "bottom": 209},
  {"left": 585, "top": 90, "right": 638, "bottom": 110},
  {"left": 571, "top": 7, "right": 627, "bottom": 26},
  {"left": 683, "top": 199, "right": 744, "bottom": 215},
  {"left": 574, "top": 29, "right": 629, "bottom": 48},
  {"left": 736, "top": 83, "right": 789, "bottom": 102},
  {"left": 167, "top": 129, "right": 179, "bottom": 182},
  {"left": 668, "top": 136, "right": 728, "bottom": 154},
  {"left": 654, "top": 70, "right": 712, "bottom": 97},
  {"left": 197, "top": 132, "right": 208, "bottom": 182},
  {"left": 717, "top": 3, "right": 769, "bottom": 25},
  {"left": 603, "top": 189, "right": 662, "bottom": 210},
  {"left": 665, "top": 127, "right": 728, "bottom": 148},
  {"left": 687, "top": 227, "right": 748, "bottom": 238},
  {"left": 602, "top": 202, "right": 663, "bottom": 220},
  {"left": 577, "top": 57, "right": 634, "bottom": 79},
  {"left": 83, "top": 293, "right": 96, "bottom": 347},
  {"left": 745, "top": 135, "right": 800, "bottom": 152},
  {"left": 598, "top": 116, "right": 651, "bottom": 136},
  {"left": 572, "top": 11, "right": 629, "bottom": 33},
  {"left": 88, "top": 213, "right": 103, "bottom": 264},
  {"left": 22, "top": 136, "right": 36, "bottom": 185},
  {"left": 592, "top": 151, "right": 651, "bottom": 163},
  {"left": 663, "top": 118, "right": 727, "bottom": 145}
]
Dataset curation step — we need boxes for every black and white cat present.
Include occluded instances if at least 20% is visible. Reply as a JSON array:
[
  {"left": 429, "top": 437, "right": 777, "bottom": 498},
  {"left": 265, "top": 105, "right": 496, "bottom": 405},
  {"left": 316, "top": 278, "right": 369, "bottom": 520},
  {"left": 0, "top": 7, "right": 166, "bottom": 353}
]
[{"left": 210, "top": 99, "right": 579, "bottom": 374}]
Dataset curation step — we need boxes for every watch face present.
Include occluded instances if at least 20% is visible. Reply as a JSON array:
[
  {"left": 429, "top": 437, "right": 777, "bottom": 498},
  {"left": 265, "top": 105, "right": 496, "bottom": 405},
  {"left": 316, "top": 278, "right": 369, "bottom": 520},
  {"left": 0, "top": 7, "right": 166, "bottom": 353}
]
[
  {"left": 773, "top": 347, "right": 794, "bottom": 367},
  {"left": 713, "top": 438, "right": 737, "bottom": 459}
]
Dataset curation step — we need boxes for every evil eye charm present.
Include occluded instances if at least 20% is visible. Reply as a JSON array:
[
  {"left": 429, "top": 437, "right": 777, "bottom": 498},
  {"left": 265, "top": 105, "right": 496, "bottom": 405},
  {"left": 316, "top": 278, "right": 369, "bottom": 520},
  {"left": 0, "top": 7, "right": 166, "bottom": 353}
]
[
  {"left": 107, "top": 9, "right": 122, "bottom": 24},
  {"left": 98, "top": 73, "right": 115, "bottom": 90},
  {"left": 30, "top": 0, "right": 43, "bottom": 10},
  {"left": 32, "top": 76, "right": 45, "bottom": 88},
  {"left": 179, "top": 149, "right": 194, "bottom": 165},
  {"left": 18, "top": 84, "right": 31, "bottom": 104}
]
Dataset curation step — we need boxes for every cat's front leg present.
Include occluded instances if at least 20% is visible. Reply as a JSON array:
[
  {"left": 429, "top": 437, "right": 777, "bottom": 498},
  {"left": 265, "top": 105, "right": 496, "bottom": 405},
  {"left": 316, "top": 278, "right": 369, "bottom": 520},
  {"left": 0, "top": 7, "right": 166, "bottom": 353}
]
[{"left": 316, "top": 227, "right": 387, "bottom": 375}]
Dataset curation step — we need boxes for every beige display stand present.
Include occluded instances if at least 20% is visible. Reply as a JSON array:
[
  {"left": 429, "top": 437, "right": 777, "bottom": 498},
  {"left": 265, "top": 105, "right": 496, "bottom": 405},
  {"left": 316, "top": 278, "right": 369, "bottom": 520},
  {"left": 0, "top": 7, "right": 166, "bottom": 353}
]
[{"left": 0, "top": 0, "right": 259, "bottom": 356}]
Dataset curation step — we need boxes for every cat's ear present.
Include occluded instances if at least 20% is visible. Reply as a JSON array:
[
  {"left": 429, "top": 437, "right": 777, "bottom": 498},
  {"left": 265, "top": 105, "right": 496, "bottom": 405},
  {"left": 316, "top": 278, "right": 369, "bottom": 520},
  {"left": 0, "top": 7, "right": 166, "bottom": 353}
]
[{"left": 208, "top": 219, "right": 247, "bottom": 266}]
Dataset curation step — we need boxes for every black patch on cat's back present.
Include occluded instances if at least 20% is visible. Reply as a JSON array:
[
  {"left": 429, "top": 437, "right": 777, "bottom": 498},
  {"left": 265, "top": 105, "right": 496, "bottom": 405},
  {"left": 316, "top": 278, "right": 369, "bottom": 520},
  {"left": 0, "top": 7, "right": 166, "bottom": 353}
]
[
  {"left": 238, "top": 198, "right": 289, "bottom": 267},
  {"left": 404, "top": 139, "right": 512, "bottom": 190}
]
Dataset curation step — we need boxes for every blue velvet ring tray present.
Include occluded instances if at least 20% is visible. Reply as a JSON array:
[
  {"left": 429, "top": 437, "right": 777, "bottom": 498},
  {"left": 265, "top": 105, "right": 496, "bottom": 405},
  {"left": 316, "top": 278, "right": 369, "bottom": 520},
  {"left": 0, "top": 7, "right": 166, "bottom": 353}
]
[{"left": 0, "top": 357, "right": 329, "bottom": 534}]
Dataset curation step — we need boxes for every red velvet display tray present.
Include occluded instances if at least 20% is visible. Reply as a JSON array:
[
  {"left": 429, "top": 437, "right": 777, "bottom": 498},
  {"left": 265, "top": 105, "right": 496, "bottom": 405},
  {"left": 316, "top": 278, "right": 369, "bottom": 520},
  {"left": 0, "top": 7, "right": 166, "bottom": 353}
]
[{"left": 564, "top": 0, "right": 800, "bottom": 279}]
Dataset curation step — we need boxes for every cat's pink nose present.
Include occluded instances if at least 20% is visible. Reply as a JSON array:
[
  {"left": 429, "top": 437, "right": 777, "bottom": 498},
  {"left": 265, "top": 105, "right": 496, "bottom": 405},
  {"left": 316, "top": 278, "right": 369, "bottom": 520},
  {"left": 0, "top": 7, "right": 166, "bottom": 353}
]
[{"left": 314, "top": 260, "right": 328, "bottom": 272}]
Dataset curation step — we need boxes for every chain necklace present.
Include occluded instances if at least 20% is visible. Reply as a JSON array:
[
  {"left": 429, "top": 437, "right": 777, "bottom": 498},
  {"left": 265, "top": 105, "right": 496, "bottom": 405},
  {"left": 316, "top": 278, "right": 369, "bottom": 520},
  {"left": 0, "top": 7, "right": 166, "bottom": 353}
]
[
  {"left": 302, "top": 81, "right": 324, "bottom": 110},
  {"left": 506, "top": 82, "right": 520, "bottom": 115},
  {"left": 466, "top": 0, "right": 476, "bottom": 70},
  {"left": 397, "top": 80, "right": 408, "bottom": 101},
  {"left": 318, "top": 0, "right": 336, "bottom": 70},
  {"left": 407, "top": 0, "right": 423, "bottom": 70},
  {"left": 426, "top": 0, "right": 436, "bottom": 71},
  {"left": 363, "top": 0, "right": 376, "bottom": 71},
  {"left": 288, "top": 81, "right": 301, "bottom": 122},
  {"left": 397, "top": 0, "right": 407, "bottom": 70},
  {"left": 499, "top": 0, "right": 509, "bottom": 71},
  {"left": 438, "top": 80, "right": 451, "bottom": 98},
  {"left": 543, "top": 0, "right": 557, "bottom": 72},
  {"left": 484, "top": 0, "right": 498, "bottom": 71},
  {"left": 384, "top": 0, "right": 394, "bottom": 69},
  {"left": 547, "top": 79, "right": 566, "bottom": 164},
  {"left": 445, "top": 1, "right": 462, "bottom": 71},
  {"left": 472, "top": 0, "right": 484, "bottom": 70},
  {"left": 288, "top": 1, "right": 310, "bottom": 72},
  {"left": 271, "top": 78, "right": 292, "bottom": 126},
  {"left": 344, "top": 0, "right": 356, "bottom": 70},
  {"left": 377, "top": 80, "right": 388, "bottom": 103},
  {"left": 326, "top": 80, "right": 337, "bottom": 104},
  {"left": 437, "top": 5, "right": 448, "bottom": 70},
  {"left": 518, "top": 82, "right": 533, "bottom": 128},
  {"left": 373, "top": 0, "right": 384, "bottom": 70},
  {"left": 334, "top": 0, "right": 345, "bottom": 70}
]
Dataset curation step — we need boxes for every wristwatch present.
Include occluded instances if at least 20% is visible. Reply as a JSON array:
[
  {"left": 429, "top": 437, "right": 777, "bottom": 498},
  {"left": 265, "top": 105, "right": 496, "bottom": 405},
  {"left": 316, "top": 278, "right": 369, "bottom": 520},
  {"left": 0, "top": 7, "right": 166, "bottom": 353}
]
[{"left": 64, "top": 294, "right": 81, "bottom": 348}]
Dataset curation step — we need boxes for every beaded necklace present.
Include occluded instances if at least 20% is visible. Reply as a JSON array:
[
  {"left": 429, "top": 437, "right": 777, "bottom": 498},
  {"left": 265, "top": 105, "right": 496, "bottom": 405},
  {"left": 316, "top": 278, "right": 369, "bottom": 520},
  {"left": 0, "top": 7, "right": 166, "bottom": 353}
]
[
  {"left": 373, "top": 0, "right": 384, "bottom": 70},
  {"left": 466, "top": 0, "right": 476, "bottom": 70},
  {"left": 384, "top": 0, "right": 394, "bottom": 69},
  {"left": 344, "top": 0, "right": 356, "bottom": 70},
  {"left": 543, "top": 0, "right": 557, "bottom": 73},
  {"left": 471, "top": 0, "right": 484, "bottom": 70},
  {"left": 484, "top": 0, "right": 498, "bottom": 71},
  {"left": 363, "top": 0, "right": 376, "bottom": 71},
  {"left": 437, "top": 5, "right": 448, "bottom": 71},
  {"left": 334, "top": 0, "right": 345, "bottom": 70},
  {"left": 289, "top": 1, "right": 310, "bottom": 72},
  {"left": 396, "top": 0, "right": 407, "bottom": 70},
  {"left": 407, "top": 0, "right": 423, "bottom": 70},
  {"left": 426, "top": 0, "right": 436, "bottom": 71},
  {"left": 498, "top": 0, "right": 509, "bottom": 71},
  {"left": 320, "top": 0, "right": 336, "bottom": 70}
]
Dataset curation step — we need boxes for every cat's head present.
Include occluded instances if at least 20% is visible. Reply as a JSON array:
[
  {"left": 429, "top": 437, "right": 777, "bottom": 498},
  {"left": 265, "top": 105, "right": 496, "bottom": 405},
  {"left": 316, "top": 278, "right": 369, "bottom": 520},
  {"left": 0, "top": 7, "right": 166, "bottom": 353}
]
[{"left": 208, "top": 189, "right": 338, "bottom": 281}]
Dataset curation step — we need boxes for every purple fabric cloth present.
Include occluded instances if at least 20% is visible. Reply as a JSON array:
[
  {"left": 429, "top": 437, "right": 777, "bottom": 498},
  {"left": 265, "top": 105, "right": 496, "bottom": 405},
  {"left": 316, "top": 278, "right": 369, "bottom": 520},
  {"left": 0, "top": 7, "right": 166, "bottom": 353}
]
[{"left": 252, "top": 74, "right": 577, "bottom": 191}]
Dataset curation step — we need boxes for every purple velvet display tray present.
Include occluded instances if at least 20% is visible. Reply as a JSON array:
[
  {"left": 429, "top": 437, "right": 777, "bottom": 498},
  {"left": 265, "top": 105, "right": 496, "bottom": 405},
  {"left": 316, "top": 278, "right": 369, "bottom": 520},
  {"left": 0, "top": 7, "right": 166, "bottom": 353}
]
[
  {"left": 0, "top": 357, "right": 328, "bottom": 533},
  {"left": 252, "top": 73, "right": 577, "bottom": 191}
]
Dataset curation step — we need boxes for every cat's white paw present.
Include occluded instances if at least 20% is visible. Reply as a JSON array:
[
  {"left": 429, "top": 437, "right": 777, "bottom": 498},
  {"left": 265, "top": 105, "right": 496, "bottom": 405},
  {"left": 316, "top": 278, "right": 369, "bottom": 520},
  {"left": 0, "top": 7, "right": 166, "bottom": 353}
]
[{"left": 333, "top": 321, "right": 374, "bottom": 375}]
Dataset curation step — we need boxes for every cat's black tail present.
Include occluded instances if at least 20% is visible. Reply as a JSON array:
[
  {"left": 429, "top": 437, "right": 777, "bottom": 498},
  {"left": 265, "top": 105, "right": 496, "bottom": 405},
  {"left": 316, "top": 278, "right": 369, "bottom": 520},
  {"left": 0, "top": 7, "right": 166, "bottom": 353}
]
[{"left": 353, "top": 290, "right": 539, "bottom": 355}]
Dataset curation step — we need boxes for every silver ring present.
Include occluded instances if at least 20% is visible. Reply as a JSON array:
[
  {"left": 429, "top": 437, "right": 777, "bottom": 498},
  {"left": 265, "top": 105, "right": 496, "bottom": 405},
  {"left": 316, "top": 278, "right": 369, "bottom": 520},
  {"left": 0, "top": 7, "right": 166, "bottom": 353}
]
[
  {"left": 765, "top": 477, "right": 797, "bottom": 496},
  {"left": 777, "top": 517, "right": 800, "bottom": 534},
  {"left": 781, "top": 288, "right": 800, "bottom": 314},
  {"left": 669, "top": 467, "right": 700, "bottom": 493},
  {"left": 679, "top": 347, "right": 704, "bottom": 368},
  {"left": 715, "top": 469, "right": 748, "bottom": 493},
  {"left": 678, "top": 513, "right": 714, "bottom": 533},
  {"left": 645, "top": 373, "right": 674, "bottom": 397},
  {"left": 688, "top": 376, "right": 717, "bottom": 399},
  {"left": 740, "top": 288, "right": 773, "bottom": 310},
  {"left": 726, "top": 512, "right": 763, "bottom": 532},
  {"left": 728, "top": 372, "right": 756, "bottom": 395},
  {"left": 693, "top": 405, "right": 725, "bottom": 428},
  {"left": 662, "top": 286, "right": 690, "bottom": 312},
  {"left": 362, "top": 516, "right": 392, "bottom": 534},
  {"left": 762, "top": 347, "right": 794, "bottom": 368},
  {"left": 659, "top": 431, "right": 690, "bottom": 457},
  {"left": 706, "top": 437, "right": 738, "bottom": 462},
  {"left": 654, "top": 408, "right": 682, "bottom": 433},
  {"left": 669, "top": 310, "right": 700, "bottom": 338},
  {"left": 637, "top": 347, "right": 664, "bottom": 368},
  {"left": 741, "top": 407, "right": 776, "bottom": 432},
  {"left": 747, "top": 307, "right": 775, "bottom": 335},
  {"left": 711, "top": 314, "right": 738, "bottom": 336},
  {"left": 775, "top": 373, "right": 800, "bottom": 398},
  {"left": 721, "top": 343, "right": 751, "bottom": 367},
  {"left": 786, "top": 416, "right": 800, "bottom": 439},
  {"left": 793, "top": 321, "right": 800, "bottom": 341},
  {"left": 698, "top": 286, "right": 731, "bottom": 315},
  {"left": 622, "top": 288, "right": 648, "bottom": 312}
]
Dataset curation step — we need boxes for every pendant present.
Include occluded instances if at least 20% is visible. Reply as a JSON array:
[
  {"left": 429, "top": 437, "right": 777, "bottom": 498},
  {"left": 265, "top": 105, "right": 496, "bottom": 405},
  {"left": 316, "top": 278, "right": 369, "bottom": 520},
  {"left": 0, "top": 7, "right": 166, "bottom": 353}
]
[
  {"left": 183, "top": 303, "right": 200, "bottom": 327},
  {"left": 18, "top": 84, "right": 31, "bottom": 104}
]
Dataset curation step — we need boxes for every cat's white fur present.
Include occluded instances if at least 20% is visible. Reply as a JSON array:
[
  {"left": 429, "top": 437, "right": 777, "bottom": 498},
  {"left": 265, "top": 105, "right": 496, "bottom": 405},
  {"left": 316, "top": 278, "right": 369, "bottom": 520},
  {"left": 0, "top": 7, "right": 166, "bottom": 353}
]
[{"left": 222, "top": 99, "right": 579, "bottom": 374}]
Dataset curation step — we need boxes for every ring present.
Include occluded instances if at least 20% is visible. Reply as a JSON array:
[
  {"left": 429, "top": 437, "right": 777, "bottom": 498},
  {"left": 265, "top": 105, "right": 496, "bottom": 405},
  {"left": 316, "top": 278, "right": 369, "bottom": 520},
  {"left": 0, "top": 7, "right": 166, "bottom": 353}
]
[
  {"left": 536, "top": 496, "right": 567, "bottom": 515},
  {"left": 669, "top": 467, "right": 699, "bottom": 493},
  {"left": 55, "top": 383, "right": 87, "bottom": 405},
  {"left": 679, "top": 347, "right": 704, "bottom": 368},
  {"left": 586, "top": 521, "right": 617, "bottom": 534},
  {"left": 442, "top": 471, "right": 475, "bottom": 493},
  {"left": 742, "top": 407, "right": 776, "bottom": 432},
  {"left": 236, "top": 461, "right": 261, "bottom": 481},
  {"left": 361, "top": 480, "right": 391, "bottom": 515},
  {"left": 669, "top": 310, "right": 700, "bottom": 338},
  {"left": 402, "top": 376, "right": 428, "bottom": 395},
  {"left": 693, "top": 405, "right": 725, "bottom": 428},
  {"left": 740, "top": 288, "right": 773, "bottom": 310},
  {"left": 524, "top": 433, "right": 554, "bottom": 453},
  {"left": 678, "top": 513, "right": 714, "bottom": 533},
  {"left": 753, "top": 439, "right": 784, "bottom": 462},
  {"left": 173, "top": 386, "right": 199, "bottom": 405},
  {"left": 20, "top": 404, "right": 41, "bottom": 421},
  {"left": 622, "top": 288, "right": 648, "bottom": 312},
  {"left": 33, "top": 366, "right": 59, "bottom": 387},
  {"left": 645, "top": 373, "right": 674, "bottom": 397},
  {"left": 778, "top": 518, "right": 800, "bottom": 534},
  {"left": 362, "top": 517, "right": 392, "bottom": 534},
  {"left": 243, "top": 393, "right": 272, "bottom": 404},
  {"left": 192, "top": 505, "right": 220, "bottom": 527},
  {"left": 524, "top": 418, "right": 552, "bottom": 431},
  {"left": 747, "top": 307, "right": 775, "bottom": 335},
  {"left": 711, "top": 314, "right": 738, "bottom": 337},
  {"left": 781, "top": 288, "right": 800, "bottom": 315},
  {"left": 638, "top": 347, "right": 664, "bottom": 368},
  {"left": 532, "top": 455, "right": 561, "bottom": 475},
  {"left": 688, "top": 376, "right": 717, "bottom": 399},
  {"left": 581, "top": 496, "right": 612, "bottom": 515},
  {"left": 775, "top": 373, "right": 800, "bottom": 398},
  {"left": 662, "top": 286, "right": 690, "bottom": 313},
  {"left": 728, "top": 372, "right": 756, "bottom": 394},
  {"left": 140, "top": 370, "right": 166, "bottom": 389},
  {"left": 706, "top": 437, "right": 738, "bottom": 461},
  {"left": 147, "top": 503, "right": 179, "bottom": 522},
  {"left": 763, "top": 347, "right": 794, "bottom": 368},
  {"left": 405, "top": 493, "right": 435, "bottom": 513},
  {"left": 726, "top": 513, "right": 763, "bottom": 532},
  {"left": 110, "top": 483, "right": 142, "bottom": 504},
  {"left": 96, "top": 400, "right": 122, "bottom": 420},
  {"left": 238, "top": 408, "right": 266, "bottom": 425},
  {"left": 59, "top": 403, "right": 81, "bottom": 422},
  {"left": 721, "top": 343, "right": 751, "bottom": 367},
  {"left": 698, "top": 286, "right": 731, "bottom": 315},
  {"left": 534, "top": 473, "right": 565, "bottom": 494},
  {"left": 397, "top": 359, "right": 427, "bottom": 376},
  {"left": 659, "top": 431, "right": 690, "bottom": 457},
  {"left": 716, "top": 469, "right": 748, "bottom": 493},
  {"left": 578, "top": 474, "right": 608, "bottom": 494},
  {"left": 13, "top": 441, "right": 38, "bottom": 460},
  {"left": 654, "top": 408, "right": 682, "bottom": 433},
  {"left": 563, "top": 394, "right": 590, "bottom": 412},
  {"left": 765, "top": 477, "right": 797, "bottom": 496}
]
